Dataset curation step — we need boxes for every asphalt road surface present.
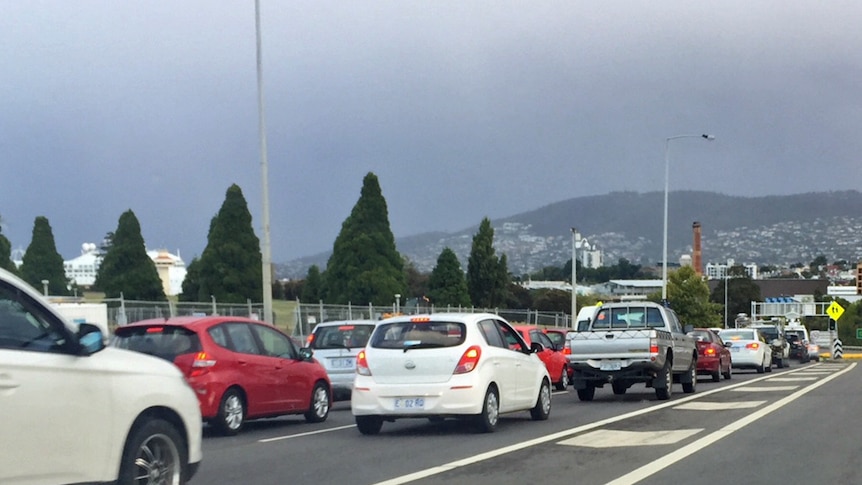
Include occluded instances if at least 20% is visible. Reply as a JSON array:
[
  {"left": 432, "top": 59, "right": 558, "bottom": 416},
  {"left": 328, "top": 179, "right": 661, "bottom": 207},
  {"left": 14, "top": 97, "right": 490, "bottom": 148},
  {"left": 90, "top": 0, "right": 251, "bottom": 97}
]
[{"left": 193, "top": 360, "right": 858, "bottom": 485}]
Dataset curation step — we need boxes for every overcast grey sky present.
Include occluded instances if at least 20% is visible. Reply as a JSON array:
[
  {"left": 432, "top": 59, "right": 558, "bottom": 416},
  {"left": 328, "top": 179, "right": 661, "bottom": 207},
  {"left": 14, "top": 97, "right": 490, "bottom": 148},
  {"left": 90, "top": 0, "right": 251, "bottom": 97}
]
[{"left": 2, "top": 1, "right": 860, "bottom": 263}]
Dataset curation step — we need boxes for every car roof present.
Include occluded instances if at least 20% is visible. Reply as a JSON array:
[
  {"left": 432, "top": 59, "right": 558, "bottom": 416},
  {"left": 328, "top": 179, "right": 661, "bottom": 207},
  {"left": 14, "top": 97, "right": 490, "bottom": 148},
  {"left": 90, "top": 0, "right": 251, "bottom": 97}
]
[
  {"left": 312, "top": 320, "right": 377, "bottom": 328},
  {"left": 118, "top": 315, "right": 269, "bottom": 331},
  {"left": 378, "top": 312, "right": 503, "bottom": 325}
]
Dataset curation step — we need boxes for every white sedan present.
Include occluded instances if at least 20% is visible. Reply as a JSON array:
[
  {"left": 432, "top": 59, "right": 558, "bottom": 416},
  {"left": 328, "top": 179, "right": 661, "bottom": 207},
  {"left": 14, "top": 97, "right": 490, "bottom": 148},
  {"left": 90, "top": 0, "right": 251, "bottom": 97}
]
[
  {"left": 718, "top": 328, "right": 773, "bottom": 373},
  {"left": 351, "top": 313, "right": 551, "bottom": 434}
]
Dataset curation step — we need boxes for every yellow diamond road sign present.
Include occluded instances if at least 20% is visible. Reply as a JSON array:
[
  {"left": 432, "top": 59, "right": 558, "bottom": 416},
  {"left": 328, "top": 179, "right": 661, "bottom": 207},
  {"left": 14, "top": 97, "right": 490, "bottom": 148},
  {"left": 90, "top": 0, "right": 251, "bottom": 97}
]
[{"left": 827, "top": 301, "right": 845, "bottom": 321}]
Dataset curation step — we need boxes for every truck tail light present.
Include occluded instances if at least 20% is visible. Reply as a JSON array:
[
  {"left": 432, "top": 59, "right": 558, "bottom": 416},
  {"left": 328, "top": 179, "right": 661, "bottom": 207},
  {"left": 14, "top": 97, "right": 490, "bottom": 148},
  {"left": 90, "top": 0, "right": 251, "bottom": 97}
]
[
  {"left": 649, "top": 338, "right": 659, "bottom": 354},
  {"left": 454, "top": 346, "right": 482, "bottom": 374},
  {"left": 356, "top": 349, "right": 371, "bottom": 376}
]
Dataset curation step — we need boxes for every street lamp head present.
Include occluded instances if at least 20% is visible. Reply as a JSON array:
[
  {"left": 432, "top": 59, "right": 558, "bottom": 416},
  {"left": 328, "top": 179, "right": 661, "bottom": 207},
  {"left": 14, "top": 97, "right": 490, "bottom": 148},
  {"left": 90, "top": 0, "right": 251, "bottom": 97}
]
[{"left": 702, "top": 134, "right": 715, "bottom": 140}]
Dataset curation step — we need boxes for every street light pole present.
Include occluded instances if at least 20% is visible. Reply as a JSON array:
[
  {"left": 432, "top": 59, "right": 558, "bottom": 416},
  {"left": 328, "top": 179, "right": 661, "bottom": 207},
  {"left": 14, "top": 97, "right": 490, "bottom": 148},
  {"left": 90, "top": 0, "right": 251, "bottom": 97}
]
[
  {"left": 571, "top": 228, "right": 580, "bottom": 328},
  {"left": 662, "top": 133, "right": 715, "bottom": 302},
  {"left": 724, "top": 269, "right": 729, "bottom": 328},
  {"left": 255, "top": 0, "right": 273, "bottom": 324}
]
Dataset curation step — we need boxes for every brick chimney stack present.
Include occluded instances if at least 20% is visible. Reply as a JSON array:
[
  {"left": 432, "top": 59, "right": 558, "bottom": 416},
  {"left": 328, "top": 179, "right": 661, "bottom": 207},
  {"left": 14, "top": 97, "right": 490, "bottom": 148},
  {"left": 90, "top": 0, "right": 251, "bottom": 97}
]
[{"left": 692, "top": 221, "right": 703, "bottom": 276}]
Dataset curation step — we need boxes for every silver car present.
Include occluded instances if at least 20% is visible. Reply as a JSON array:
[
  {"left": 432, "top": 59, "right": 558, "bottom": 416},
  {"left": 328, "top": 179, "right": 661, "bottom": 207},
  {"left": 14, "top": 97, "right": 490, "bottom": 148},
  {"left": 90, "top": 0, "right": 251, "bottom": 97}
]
[{"left": 307, "top": 320, "right": 378, "bottom": 400}]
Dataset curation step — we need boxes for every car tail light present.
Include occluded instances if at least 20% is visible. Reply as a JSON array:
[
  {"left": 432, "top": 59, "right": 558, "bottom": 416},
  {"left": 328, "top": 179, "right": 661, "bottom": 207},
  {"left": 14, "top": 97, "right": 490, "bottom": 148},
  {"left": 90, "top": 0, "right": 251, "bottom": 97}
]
[
  {"left": 453, "top": 345, "right": 482, "bottom": 374},
  {"left": 189, "top": 351, "right": 216, "bottom": 378},
  {"left": 306, "top": 333, "right": 315, "bottom": 346},
  {"left": 563, "top": 345, "right": 571, "bottom": 355},
  {"left": 356, "top": 349, "right": 371, "bottom": 376},
  {"left": 649, "top": 338, "right": 659, "bottom": 354},
  {"left": 704, "top": 347, "right": 716, "bottom": 356},
  {"left": 745, "top": 342, "right": 760, "bottom": 350}
]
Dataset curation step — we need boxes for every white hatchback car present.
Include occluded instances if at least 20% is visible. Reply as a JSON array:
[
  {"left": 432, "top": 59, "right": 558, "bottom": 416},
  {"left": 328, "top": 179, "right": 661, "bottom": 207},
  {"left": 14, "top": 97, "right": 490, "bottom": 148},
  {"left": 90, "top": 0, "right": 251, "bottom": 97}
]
[
  {"left": 0, "top": 268, "right": 202, "bottom": 484},
  {"left": 718, "top": 328, "right": 773, "bottom": 373},
  {"left": 351, "top": 313, "right": 551, "bottom": 434}
]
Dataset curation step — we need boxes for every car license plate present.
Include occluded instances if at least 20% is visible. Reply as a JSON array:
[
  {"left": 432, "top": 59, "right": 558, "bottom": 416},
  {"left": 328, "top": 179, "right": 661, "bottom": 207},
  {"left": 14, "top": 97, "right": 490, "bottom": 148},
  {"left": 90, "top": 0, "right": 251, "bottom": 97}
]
[
  {"left": 393, "top": 397, "right": 425, "bottom": 410},
  {"left": 731, "top": 347, "right": 740, "bottom": 352},
  {"left": 600, "top": 361, "right": 622, "bottom": 371},
  {"left": 330, "top": 357, "right": 355, "bottom": 369}
]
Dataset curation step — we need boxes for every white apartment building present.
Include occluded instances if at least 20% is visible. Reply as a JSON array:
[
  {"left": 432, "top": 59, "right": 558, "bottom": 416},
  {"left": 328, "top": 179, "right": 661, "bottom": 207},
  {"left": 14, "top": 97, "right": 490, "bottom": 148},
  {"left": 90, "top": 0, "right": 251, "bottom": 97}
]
[
  {"left": 705, "top": 259, "right": 758, "bottom": 280},
  {"left": 61, "top": 243, "right": 187, "bottom": 295}
]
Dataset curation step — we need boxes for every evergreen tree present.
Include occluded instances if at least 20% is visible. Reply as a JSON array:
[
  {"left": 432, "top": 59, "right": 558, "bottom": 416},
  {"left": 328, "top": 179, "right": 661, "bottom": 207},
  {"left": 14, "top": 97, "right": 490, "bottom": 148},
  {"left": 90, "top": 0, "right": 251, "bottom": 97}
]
[
  {"left": 428, "top": 248, "right": 470, "bottom": 307},
  {"left": 181, "top": 184, "right": 262, "bottom": 303},
  {"left": 466, "top": 218, "right": 507, "bottom": 308},
  {"left": 19, "top": 216, "right": 69, "bottom": 295},
  {"left": 0, "top": 219, "right": 17, "bottom": 274},
  {"left": 322, "top": 172, "right": 405, "bottom": 305},
  {"left": 301, "top": 265, "right": 323, "bottom": 302},
  {"left": 404, "top": 259, "right": 429, "bottom": 302},
  {"left": 95, "top": 210, "right": 165, "bottom": 300},
  {"left": 667, "top": 265, "right": 721, "bottom": 326}
]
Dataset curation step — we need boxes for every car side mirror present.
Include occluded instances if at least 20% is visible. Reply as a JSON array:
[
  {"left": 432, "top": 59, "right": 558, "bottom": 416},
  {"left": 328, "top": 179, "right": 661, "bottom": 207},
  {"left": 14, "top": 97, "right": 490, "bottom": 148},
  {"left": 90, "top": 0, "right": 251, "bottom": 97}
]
[
  {"left": 577, "top": 321, "right": 590, "bottom": 332},
  {"left": 77, "top": 323, "right": 105, "bottom": 355},
  {"left": 299, "top": 347, "right": 314, "bottom": 361},
  {"left": 530, "top": 342, "right": 544, "bottom": 353}
]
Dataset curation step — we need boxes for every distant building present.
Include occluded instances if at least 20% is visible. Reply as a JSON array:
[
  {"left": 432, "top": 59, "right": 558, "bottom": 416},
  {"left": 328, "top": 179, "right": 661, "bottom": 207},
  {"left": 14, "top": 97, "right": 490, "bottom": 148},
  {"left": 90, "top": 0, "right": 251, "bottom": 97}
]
[
  {"left": 60, "top": 243, "right": 187, "bottom": 296},
  {"left": 578, "top": 238, "right": 603, "bottom": 269},
  {"left": 704, "top": 259, "right": 758, "bottom": 280}
]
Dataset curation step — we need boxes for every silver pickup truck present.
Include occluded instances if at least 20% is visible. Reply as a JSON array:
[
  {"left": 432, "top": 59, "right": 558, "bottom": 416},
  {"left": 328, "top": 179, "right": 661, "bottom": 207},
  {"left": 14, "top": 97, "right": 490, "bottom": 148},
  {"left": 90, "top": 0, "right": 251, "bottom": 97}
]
[{"left": 566, "top": 301, "right": 697, "bottom": 401}]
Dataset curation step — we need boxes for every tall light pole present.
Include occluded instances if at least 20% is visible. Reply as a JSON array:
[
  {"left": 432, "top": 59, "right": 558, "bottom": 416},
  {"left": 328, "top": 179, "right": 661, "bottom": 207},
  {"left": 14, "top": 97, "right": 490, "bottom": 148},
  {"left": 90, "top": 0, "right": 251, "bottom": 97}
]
[
  {"left": 724, "top": 267, "right": 729, "bottom": 328},
  {"left": 662, "top": 133, "right": 715, "bottom": 302},
  {"left": 571, "top": 228, "right": 581, "bottom": 328},
  {"left": 255, "top": 0, "right": 273, "bottom": 324}
]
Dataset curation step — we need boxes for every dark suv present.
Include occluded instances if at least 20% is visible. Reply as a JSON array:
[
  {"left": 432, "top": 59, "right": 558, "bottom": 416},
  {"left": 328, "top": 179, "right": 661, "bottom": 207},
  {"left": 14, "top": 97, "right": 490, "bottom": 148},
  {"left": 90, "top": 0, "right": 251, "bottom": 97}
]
[
  {"left": 787, "top": 333, "right": 810, "bottom": 362},
  {"left": 752, "top": 324, "right": 790, "bottom": 368}
]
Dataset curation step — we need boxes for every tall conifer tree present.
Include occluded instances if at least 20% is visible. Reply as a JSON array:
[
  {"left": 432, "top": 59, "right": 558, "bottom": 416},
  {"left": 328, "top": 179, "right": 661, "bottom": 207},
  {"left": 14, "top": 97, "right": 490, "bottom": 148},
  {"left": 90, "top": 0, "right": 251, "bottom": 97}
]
[
  {"left": 467, "top": 217, "right": 507, "bottom": 308},
  {"left": 181, "top": 184, "right": 262, "bottom": 303},
  {"left": 96, "top": 210, "right": 165, "bottom": 300},
  {"left": 323, "top": 172, "right": 404, "bottom": 305},
  {"left": 19, "top": 216, "right": 68, "bottom": 295},
  {"left": 428, "top": 247, "right": 470, "bottom": 307}
]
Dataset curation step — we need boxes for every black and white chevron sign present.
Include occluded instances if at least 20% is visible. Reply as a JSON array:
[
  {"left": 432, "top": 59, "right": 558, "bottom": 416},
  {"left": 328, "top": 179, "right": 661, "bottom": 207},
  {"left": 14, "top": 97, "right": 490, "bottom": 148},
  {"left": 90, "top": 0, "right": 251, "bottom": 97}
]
[{"left": 832, "top": 339, "right": 843, "bottom": 359}]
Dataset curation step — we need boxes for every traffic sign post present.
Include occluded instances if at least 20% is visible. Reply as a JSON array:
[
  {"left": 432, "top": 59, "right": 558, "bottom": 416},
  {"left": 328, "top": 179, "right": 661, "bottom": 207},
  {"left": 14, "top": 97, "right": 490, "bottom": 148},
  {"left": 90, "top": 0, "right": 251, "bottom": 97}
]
[{"left": 827, "top": 302, "right": 845, "bottom": 360}]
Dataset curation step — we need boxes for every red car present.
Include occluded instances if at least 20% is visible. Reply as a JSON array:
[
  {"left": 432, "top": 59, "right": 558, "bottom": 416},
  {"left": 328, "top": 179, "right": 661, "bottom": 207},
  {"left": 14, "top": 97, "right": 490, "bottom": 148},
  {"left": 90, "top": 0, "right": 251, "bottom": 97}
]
[
  {"left": 514, "top": 325, "right": 570, "bottom": 390},
  {"left": 112, "top": 316, "right": 332, "bottom": 435},
  {"left": 542, "top": 327, "right": 574, "bottom": 382},
  {"left": 688, "top": 328, "right": 732, "bottom": 382}
]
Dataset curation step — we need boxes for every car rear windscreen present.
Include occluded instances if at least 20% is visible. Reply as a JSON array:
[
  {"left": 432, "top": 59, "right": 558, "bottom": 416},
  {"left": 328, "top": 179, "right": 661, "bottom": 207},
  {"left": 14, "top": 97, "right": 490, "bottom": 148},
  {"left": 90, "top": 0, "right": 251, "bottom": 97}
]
[
  {"left": 311, "top": 324, "right": 375, "bottom": 349},
  {"left": 371, "top": 321, "right": 466, "bottom": 349},
  {"left": 112, "top": 326, "right": 201, "bottom": 362}
]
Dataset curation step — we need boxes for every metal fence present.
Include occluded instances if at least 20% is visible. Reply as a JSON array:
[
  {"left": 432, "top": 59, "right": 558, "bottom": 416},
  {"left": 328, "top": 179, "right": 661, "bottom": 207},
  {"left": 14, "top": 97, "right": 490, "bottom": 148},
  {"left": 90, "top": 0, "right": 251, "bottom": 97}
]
[{"left": 103, "top": 296, "right": 572, "bottom": 338}]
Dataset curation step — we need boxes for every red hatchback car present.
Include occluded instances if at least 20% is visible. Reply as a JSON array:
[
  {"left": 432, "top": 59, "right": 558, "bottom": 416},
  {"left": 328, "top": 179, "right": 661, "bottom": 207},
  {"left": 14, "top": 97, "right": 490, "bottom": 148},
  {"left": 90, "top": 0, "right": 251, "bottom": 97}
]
[
  {"left": 112, "top": 316, "right": 332, "bottom": 435},
  {"left": 514, "top": 325, "right": 570, "bottom": 390},
  {"left": 688, "top": 328, "right": 732, "bottom": 382}
]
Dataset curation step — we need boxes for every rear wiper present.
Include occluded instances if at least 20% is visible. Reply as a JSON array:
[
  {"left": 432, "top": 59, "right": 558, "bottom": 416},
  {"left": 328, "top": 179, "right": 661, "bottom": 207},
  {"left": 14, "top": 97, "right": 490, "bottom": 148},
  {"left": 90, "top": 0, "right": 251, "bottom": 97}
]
[{"left": 403, "top": 342, "right": 445, "bottom": 353}]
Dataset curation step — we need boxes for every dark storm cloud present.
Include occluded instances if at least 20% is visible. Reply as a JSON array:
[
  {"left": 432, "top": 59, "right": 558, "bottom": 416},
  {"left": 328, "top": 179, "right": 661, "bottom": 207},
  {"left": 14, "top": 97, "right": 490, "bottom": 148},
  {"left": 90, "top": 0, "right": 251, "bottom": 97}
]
[{"left": 2, "top": 1, "right": 860, "bottom": 264}]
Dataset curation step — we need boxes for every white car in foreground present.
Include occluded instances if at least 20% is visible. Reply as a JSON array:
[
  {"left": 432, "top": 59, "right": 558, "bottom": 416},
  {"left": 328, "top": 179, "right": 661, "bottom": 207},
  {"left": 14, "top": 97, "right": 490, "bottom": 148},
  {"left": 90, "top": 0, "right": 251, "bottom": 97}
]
[
  {"left": 0, "top": 268, "right": 202, "bottom": 484},
  {"left": 718, "top": 328, "right": 773, "bottom": 373},
  {"left": 351, "top": 313, "right": 551, "bottom": 434}
]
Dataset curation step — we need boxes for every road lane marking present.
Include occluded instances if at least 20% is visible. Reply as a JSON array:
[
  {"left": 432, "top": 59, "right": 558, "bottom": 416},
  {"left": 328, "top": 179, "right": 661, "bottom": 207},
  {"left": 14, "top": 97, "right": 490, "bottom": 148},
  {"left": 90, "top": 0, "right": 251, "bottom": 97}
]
[
  {"left": 372, "top": 368, "right": 802, "bottom": 485},
  {"left": 559, "top": 429, "right": 702, "bottom": 448},
  {"left": 730, "top": 385, "right": 799, "bottom": 392},
  {"left": 672, "top": 401, "right": 765, "bottom": 411},
  {"left": 258, "top": 424, "right": 356, "bottom": 443},
  {"left": 604, "top": 362, "right": 856, "bottom": 485},
  {"left": 767, "top": 377, "right": 816, "bottom": 382}
]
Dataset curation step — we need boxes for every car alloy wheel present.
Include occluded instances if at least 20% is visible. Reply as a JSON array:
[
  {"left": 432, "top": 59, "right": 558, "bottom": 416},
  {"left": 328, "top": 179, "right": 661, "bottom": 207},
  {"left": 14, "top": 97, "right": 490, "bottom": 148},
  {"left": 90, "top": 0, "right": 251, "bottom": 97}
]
[
  {"left": 118, "top": 418, "right": 186, "bottom": 485},
  {"left": 216, "top": 389, "right": 245, "bottom": 436},
  {"left": 555, "top": 367, "right": 569, "bottom": 391},
  {"left": 531, "top": 380, "right": 551, "bottom": 421},
  {"left": 474, "top": 386, "right": 500, "bottom": 433},
  {"left": 304, "top": 383, "right": 331, "bottom": 423},
  {"left": 682, "top": 361, "right": 697, "bottom": 393}
]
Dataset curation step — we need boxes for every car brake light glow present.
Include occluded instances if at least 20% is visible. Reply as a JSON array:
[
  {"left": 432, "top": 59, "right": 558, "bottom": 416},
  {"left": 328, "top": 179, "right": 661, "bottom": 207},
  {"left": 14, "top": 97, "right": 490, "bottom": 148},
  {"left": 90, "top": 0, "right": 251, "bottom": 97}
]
[
  {"left": 338, "top": 325, "right": 355, "bottom": 330},
  {"left": 563, "top": 347, "right": 571, "bottom": 355},
  {"left": 410, "top": 316, "right": 431, "bottom": 323},
  {"left": 746, "top": 342, "right": 760, "bottom": 350},
  {"left": 189, "top": 352, "right": 216, "bottom": 378},
  {"left": 649, "top": 338, "right": 659, "bottom": 354},
  {"left": 146, "top": 327, "right": 164, "bottom": 333},
  {"left": 306, "top": 334, "right": 315, "bottom": 346},
  {"left": 453, "top": 346, "right": 481, "bottom": 374},
  {"left": 704, "top": 347, "right": 716, "bottom": 356},
  {"left": 356, "top": 350, "right": 371, "bottom": 376}
]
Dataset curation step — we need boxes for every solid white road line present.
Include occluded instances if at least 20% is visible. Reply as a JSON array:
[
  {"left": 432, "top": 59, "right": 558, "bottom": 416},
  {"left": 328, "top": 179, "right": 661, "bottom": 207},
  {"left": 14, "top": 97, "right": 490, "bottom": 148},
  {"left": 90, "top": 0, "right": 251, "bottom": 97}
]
[{"left": 604, "top": 363, "right": 856, "bottom": 485}]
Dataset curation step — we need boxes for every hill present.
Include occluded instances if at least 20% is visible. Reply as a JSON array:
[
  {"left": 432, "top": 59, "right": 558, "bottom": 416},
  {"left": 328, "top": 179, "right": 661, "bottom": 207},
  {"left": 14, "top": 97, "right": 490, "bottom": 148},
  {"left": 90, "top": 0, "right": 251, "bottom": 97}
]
[{"left": 277, "top": 190, "right": 862, "bottom": 279}]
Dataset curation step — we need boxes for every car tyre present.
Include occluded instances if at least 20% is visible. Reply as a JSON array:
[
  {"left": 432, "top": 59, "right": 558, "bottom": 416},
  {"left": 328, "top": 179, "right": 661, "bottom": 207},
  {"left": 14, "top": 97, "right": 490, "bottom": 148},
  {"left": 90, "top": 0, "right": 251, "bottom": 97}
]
[
  {"left": 214, "top": 388, "right": 245, "bottom": 436},
  {"left": 555, "top": 367, "right": 569, "bottom": 391},
  {"left": 355, "top": 416, "right": 384, "bottom": 435},
  {"left": 711, "top": 368, "right": 721, "bottom": 382},
  {"left": 118, "top": 418, "right": 187, "bottom": 485},
  {"left": 722, "top": 362, "right": 732, "bottom": 380},
  {"left": 474, "top": 386, "right": 500, "bottom": 433},
  {"left": 530, "top": 380, "right": 552, "bottom": 421},
  {"left": 304, "top": 382, "right": 331, "bottom": 423},
  {"left": 576, "top": 384, "right": 595, "bottom": 401},
  {"left": 776, "top": 357, "right": 785, "bottom": 369},
  {"left": 682, "top": 361, "right": 697, "bottom": 394},
  {"left": 655, "top": 359, "right": 672, "bottom": 401}
]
